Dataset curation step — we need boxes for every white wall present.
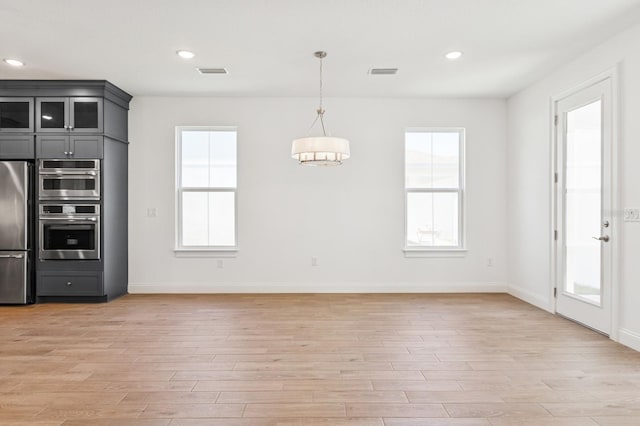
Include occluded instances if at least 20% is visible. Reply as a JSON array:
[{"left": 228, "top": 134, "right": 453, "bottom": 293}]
[
  {"left": 507, "top": 22, "right": 640, "bottom": 350},
  {"left": 128, "top": 97, "right": 507, "bottom": 293}
]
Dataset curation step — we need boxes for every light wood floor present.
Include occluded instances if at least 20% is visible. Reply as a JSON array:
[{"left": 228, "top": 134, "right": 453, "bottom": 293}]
[{"left": 1, "top": 293, "right": 640, "bottom": 425}]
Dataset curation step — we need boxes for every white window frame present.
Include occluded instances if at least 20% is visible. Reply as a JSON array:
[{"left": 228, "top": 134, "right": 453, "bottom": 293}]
[
  {"left": 404, "top": 127, "right": 466, "bottom": 256},
  {"left": 175, "top": 126, "right": 238, "bottom": 256}
]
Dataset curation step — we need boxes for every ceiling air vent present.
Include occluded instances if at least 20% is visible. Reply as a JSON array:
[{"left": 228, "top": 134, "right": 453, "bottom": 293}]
[
  {"left": 368, "top": 68, "right": 398, "bottom": 75},
  {"left": 196, "top": 68, "right": 228, "bottom": 74}
]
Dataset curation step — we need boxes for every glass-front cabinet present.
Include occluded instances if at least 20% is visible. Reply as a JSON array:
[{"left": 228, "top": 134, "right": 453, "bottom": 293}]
[
  {"left": 36, "top": 97, "right": 103, "bottom": 133},
  {"left": 0, "top": 97, "right": 34, "bottom": 132}
]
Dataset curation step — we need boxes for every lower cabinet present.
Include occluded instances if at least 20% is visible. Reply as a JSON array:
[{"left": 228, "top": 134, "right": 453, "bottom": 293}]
[
  {"left": 36, "top": 135, "right": 103, "bottom": 159},
  {"left": 0, "top": 135, "right": 34, "bottom": 159},
  {"left": 37, "top": 271, "right": 103, "bottom": 297}
]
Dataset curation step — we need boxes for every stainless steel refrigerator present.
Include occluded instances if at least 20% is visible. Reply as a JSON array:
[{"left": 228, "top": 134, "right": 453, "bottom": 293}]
[{"left": 0, "top": 161, "right": 32, "bottom": 304}]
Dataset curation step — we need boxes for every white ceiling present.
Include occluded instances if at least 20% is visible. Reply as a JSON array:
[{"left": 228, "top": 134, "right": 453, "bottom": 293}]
[{"left": 1, "top": 0, "right": 640, "bottom": 98}]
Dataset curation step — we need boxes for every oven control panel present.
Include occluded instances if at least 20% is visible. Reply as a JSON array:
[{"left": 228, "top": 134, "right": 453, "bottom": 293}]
[{"left": 40, "top": 204, "right": 100, "bottom": 216}]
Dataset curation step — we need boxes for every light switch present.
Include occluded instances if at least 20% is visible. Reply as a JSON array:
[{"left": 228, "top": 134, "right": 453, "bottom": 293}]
[{"left": 147, "top": 208, "right": 157, "bottom": 218}]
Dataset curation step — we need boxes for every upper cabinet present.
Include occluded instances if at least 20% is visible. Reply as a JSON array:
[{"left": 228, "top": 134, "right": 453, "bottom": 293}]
[
  {"left": 0, "top": 97, "right": 34, "bottom": 132},
  {"left": 36, "top": 97, "right": 103, "bottom": 133}
]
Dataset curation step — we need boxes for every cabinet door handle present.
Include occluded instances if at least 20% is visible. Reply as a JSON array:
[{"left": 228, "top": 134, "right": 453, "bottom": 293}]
[
  {"left": 66, "top": 282, "right": 72, "bottom": 286},
  {"left": 69, "top": 125, "right": 74, "bottom": 131}
]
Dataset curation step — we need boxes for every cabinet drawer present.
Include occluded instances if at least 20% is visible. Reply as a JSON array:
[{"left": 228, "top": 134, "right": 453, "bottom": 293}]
[
  {"left": 0, "top": 135, "right": 34, "bottom": 159},
  {"left": 37, "top": 272, "right": 103, "bottom": 296}
]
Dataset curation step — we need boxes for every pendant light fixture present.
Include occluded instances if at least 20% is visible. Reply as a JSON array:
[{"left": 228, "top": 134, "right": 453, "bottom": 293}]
[{"left": 291, "top": 51, "right": 350, "bottom": 166}]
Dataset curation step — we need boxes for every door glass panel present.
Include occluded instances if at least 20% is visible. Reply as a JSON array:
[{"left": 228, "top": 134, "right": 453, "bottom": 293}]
[
  {"left": 0, "top": 101, "right": 30, "bottom": 128},
  {"left": 73, "top": 101, "right": 99, "bottom": 129},
  {"left": 40, "top": 101, "right": 65, "bottom": 129},
  {"left": 564, "top": 100, "right": 602, "bottom": 305}
]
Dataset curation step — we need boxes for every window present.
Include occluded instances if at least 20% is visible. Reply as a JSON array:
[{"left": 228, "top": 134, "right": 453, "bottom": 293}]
[
  {"left": 405, "top": 129, "right": 464, "bottom": 250},
  {"left": 176, "top": 127, "right": 237, "bottom": 251}
]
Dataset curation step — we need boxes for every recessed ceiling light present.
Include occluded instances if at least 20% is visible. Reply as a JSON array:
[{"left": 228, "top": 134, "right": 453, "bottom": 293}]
[
  {"left": 4, "top": 58, "right": 24, "bottom": 67},
  {"left": 176, "top": 50, "right": 195, "bottom": 59},
  {"left": 445, "top": 51, "right": 463, "bottom": 60}
]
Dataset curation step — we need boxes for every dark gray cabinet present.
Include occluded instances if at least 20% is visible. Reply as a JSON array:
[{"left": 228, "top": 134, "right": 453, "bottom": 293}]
[
  {"left": 0, "top": 135, "right": 34, "bottom": 159},
  {"left": 36, "top": 97, "right": 103, "bottom": 133},
  {"left": 37, "top": 271, "right": 103, "bottom": 296},
  {"left": 0, "top": 80, "right": 132, "bottom": 303},
  {"left": 0, "top": 97, "right": 34, "bottom": 132},
  {"left": 36, "top": 135, "right": 103, "bottom": 159}
]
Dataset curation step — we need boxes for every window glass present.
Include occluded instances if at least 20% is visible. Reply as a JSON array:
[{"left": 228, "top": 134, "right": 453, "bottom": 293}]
[
  {"left": 405, "top": 129, "right": 463, "bottom": 249},
  {"left": 177, "top": 128, "right": 237, "bottom": 249},
  {"left": 406, "top": 192, "right": 459, "bottom": 247}
]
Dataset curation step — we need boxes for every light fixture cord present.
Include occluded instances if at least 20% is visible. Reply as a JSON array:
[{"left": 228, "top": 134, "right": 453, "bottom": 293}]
[
  {"left": 318, "top": 54, "right": 327, "bottom": 136},
  {"left": 307, "top": 54, "right": 328, "bottom": 137}
]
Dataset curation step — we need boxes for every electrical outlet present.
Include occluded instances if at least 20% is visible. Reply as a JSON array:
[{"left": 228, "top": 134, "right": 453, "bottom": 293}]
[
  {"left": 217, "top": 260, "right": 223, "bottom": 269},
  {"left": 487, "top": 258, "right": 493, "bottom": 267},
  {"left": 147, "top": 208, "right": 157, "bottom": 218},
  {"left": 311, "top": 257, "right": 318, "bottom": 267},
  {"left": 624, "top": 208, "right": 640, "bottom": 221}
]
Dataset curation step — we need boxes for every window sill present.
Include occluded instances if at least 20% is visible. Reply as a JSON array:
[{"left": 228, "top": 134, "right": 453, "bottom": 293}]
[
  {"left": 403, "top": 248, "right": 467, "bottom": 258},
  {"left": 174, "top": 249, "right": 238, "bottom": 258}
]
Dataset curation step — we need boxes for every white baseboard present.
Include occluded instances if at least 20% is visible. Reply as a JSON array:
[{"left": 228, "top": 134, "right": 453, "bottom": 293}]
[
  {"left": 507, "top": 284, "right": 553, "bottom": 313},
  {"left": 129, "top": 281, "right": 507, "bottom": 294},
  {"left": 618, "top": 328, "right": 640, "bottom": 352}
]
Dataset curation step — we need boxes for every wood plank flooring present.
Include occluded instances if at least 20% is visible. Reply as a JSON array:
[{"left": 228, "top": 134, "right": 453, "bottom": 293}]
[{"left": 1, "top": 293, "right": 639, "bottom": 425}]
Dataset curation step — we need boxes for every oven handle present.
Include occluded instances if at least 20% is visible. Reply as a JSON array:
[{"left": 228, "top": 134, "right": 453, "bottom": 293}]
[
  {"left": 40, "top": 217, "right": 98, "bottom": 222},
  {"left": 39, "top": 171, "right": 97, "bottom": 176}
]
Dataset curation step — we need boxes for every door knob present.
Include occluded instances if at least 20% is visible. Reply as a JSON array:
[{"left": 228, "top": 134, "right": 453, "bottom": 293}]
[{"left": 593, "top": 235, "right": 610, "bottom": 242}]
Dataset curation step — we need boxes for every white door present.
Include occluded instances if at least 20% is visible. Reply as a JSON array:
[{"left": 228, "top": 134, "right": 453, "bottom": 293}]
[{"left": 555, "top": 78, "right": 613, "bottom": 335}]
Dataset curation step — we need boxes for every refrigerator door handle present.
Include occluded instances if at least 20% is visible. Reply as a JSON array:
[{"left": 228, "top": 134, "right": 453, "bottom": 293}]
[{"left": 0, "top": 254, "right": 24, "bottom": 259}]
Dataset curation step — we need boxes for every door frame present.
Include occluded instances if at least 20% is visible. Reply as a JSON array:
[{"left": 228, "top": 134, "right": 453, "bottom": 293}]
[{"left": 549, "top": 66, "right": 621, "bottom": 340}]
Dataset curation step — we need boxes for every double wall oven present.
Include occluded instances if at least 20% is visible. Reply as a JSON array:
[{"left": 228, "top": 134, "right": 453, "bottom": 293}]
[{"left": 38, "top": 159, "right": 101, "bottom": 261}]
